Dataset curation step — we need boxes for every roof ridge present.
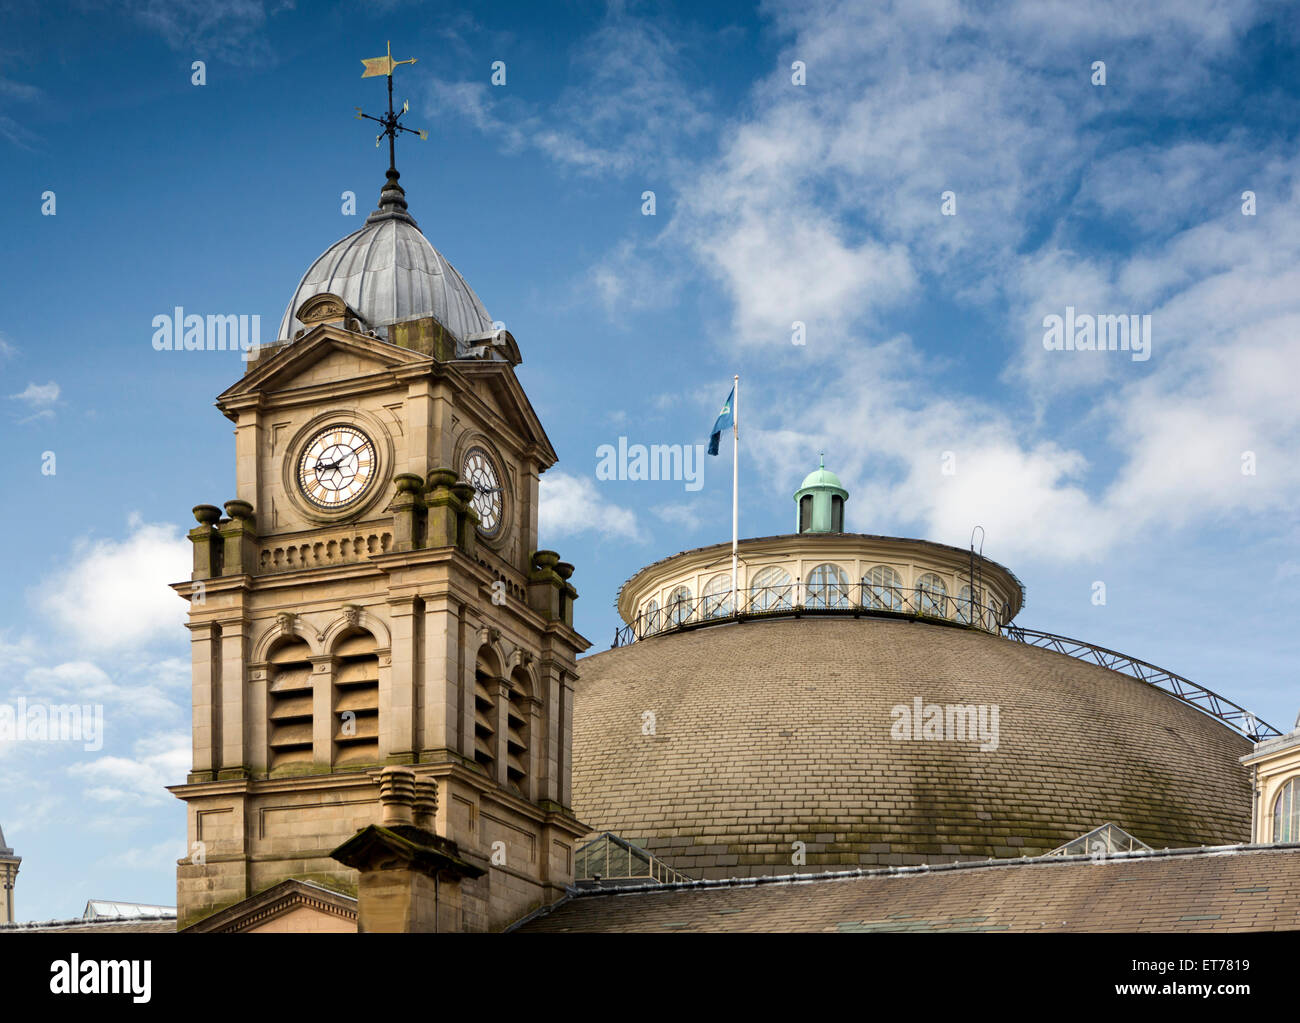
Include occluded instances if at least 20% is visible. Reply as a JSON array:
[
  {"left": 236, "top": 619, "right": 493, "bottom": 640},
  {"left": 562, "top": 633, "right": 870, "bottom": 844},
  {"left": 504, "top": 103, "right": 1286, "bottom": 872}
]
[{"left": 568, "top": 842, "right": 1300, "bottom": 900}]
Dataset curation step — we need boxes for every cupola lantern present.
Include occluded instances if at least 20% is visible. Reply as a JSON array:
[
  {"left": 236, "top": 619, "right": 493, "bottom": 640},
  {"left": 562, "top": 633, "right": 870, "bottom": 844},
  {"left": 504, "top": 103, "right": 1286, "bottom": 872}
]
[{"left": 793, "top": 454, "right": 849, "bottom": 533}]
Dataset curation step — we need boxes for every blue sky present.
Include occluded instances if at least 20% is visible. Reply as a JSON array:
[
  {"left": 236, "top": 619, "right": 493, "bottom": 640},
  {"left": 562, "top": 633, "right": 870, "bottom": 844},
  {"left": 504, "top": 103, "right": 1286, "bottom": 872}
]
[{"left": 1, "top": 0, "right": 1299, "bottom": 920}]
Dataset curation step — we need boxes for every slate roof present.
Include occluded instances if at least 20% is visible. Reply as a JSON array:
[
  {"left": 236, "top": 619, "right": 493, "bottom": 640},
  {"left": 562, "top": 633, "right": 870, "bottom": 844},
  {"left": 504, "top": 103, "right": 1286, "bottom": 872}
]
[
  {"left": 515, "top": 843, "right": 1300, "bottom": 932},
  {"left": 571, "top": 617, "right": 1253, "bottom": 876},
  {"left": 1, "top": 917, "right": 176, "bottom": 933}
]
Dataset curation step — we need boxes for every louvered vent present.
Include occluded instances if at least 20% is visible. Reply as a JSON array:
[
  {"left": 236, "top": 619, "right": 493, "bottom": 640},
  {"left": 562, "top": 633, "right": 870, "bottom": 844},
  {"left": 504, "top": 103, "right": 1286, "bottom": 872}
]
[
  {"left": 334, "top": 633, "right": 379, "bottom": 768},
  {"left": 506, "top": 679, "right": 529, "bottom": 796},
  {"left": 474, "top": 669, "right": 497, "bottom": 776},
  {"left": 268, "top": 640, "right": 313, "bottom": 772}
]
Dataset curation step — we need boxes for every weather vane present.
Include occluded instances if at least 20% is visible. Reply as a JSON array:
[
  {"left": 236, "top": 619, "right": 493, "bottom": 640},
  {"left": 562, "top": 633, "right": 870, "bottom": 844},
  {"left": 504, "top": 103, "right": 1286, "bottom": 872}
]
[{"left": 356, "top": 40, "right": 428, "bottom": 175}]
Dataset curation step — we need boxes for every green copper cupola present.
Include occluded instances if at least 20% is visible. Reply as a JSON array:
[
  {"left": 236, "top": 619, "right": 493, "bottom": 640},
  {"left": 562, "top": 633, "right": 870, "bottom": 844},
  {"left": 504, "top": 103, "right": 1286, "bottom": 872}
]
[{"left": 794, "top": 455, "right": 849, "bottom": 533}]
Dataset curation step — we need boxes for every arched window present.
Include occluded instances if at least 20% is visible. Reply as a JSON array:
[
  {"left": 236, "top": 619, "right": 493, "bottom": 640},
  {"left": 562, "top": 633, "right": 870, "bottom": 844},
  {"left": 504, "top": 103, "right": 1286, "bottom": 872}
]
[
  {"left": 956, "top": 585, "right": 974, "bottom": 624},
  {"left": 702, "top": 573, "right": 734, "bottom": 619},
  {"left": 1275, "top": 777, "right": 1300, "bottom": 843},
  {"left": 798, "top": 494, "right": 813, "bottom": 532},
  {"left": 665, "top": 585, "right": 692, "bottom": 627},
  {"left": 806, "top": 563, "right": 850, "bottom": 609},
  {"left": 831, "top": 495, "right": 844, "bottom": 532},
  {"left": 916, "top": 573, "right": 948, "bottom": 617},
  {"left": 268, "top": 638, "right": 313, "bottom": 774},
  {"left": 641, "top": 598, "right": 660, "bottom": 637},
  {"left": 864, "top": 565, "right": 904, "bottom": 611},
  {"left": 334, "top": 631, "right": 380, "bottom": 768},
  {"left": 749, "top": 565, "right": 793, "bottom": 612}
]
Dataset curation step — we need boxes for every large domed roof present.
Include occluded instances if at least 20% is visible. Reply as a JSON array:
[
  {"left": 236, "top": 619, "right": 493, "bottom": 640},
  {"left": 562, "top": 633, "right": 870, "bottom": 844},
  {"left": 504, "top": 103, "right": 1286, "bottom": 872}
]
[
  {"left": 278, "top": 172, "right": 493, "bottom": 343},
  {"left": 571, "top": 617, "right": 1251, "bottom": 879}
]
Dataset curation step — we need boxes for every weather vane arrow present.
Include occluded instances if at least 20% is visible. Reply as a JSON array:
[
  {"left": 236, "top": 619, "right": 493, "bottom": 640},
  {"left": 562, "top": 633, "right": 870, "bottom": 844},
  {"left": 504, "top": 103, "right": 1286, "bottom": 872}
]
[{"left": 355, "top": 40, "right": 429, "bottom": 175}]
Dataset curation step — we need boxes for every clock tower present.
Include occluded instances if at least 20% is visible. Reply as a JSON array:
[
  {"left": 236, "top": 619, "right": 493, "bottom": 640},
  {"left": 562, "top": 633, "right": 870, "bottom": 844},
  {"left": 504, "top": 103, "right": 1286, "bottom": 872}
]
[{"left": 168, "top": 162, "right": 589, "bottom": 932}]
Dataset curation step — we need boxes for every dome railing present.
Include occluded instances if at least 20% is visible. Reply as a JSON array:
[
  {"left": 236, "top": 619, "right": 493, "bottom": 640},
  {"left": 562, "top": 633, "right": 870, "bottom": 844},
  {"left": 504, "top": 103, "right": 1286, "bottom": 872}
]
[
  {"left": 1000, "top": 625, "right": 1282, "bottom": 739},
  {"left": 611, "top": 587, "right": 1281, "bottom": 742},
  {"left": 614, "top": 583, "right": 1008, "bottom": 647}
]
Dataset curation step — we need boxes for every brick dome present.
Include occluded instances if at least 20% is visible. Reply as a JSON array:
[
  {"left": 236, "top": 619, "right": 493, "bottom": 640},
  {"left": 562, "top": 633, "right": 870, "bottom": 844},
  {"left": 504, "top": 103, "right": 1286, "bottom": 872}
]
[{"left": 571, "top": 617, "right": 1252, "bottom": 879}]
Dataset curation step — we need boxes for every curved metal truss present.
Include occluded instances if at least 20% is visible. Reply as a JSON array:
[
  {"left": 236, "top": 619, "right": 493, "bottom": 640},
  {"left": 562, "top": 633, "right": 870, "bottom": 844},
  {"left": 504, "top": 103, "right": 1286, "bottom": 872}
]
[{"left": 1001, "top": 625, "right": 1281, "bottom": 740}]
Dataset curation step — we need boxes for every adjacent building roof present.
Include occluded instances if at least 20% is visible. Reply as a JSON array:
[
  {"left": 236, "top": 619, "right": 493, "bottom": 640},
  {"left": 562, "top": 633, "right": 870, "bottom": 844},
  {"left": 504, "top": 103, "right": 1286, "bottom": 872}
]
[
  {"left": 516, "top": 843, "right": 1300, "bottom": 932},
  {"left": 0, "top": 899, "right": 176, "bottom": 932},
  {"left": 2, "top": 912, "right": 177, "bottom": 933},
  {"left": 82, "top": 900, "right": 175, "bottom": 921}
]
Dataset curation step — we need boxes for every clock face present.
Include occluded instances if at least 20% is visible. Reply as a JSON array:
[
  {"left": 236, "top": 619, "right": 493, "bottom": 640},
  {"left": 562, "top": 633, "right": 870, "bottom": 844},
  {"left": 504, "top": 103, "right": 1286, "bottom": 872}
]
[
  {"left": 297, "top": 425, "right": 377, "bottom": 510},
  {"left": 463, "top": 447, "right": 503, "bottom": 535}
]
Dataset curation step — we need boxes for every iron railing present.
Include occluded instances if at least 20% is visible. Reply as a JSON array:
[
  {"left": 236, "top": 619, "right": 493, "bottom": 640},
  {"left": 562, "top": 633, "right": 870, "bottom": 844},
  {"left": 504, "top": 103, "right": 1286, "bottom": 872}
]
[
  {"left": 1000, "top": 625, "right": 1282, "bottom": 739},
  {"left": 614, "top": 582, "right": 1008, "bottom": 647},
  {"left": 610, "top": 586, "right": 1280, "bottom": 741}
]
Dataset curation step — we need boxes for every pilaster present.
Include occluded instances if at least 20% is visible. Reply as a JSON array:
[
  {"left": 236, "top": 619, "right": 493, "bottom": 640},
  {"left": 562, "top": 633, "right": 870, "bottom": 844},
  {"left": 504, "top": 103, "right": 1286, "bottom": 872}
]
[
  {"left": 385, "top": 595, "right": 419, "bottom": 761},
  {"left": 217, "top": 616, "right": 250, "bottom": 779},
  {"left": 310, "top": 654, "right": 336, "bottom": 771},
  {"left": 187, "top": 621, "right": 220, "bottom": 782}
]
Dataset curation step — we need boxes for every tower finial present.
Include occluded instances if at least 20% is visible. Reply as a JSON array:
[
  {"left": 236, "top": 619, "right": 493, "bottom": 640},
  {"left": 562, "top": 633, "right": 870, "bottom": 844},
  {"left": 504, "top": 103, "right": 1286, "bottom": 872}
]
[{"left": 355, "top": 41, "right": 429, "bottom": 227}]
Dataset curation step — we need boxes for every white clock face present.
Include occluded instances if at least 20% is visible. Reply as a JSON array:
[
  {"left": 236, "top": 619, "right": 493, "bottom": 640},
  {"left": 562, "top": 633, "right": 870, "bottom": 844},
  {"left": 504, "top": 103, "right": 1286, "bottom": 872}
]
[
  {"left": 297, "top": 425, "right": 377, "bottom": 510},
  {"left": 463, "top": 447, "right": 503, "bottom": 535}
]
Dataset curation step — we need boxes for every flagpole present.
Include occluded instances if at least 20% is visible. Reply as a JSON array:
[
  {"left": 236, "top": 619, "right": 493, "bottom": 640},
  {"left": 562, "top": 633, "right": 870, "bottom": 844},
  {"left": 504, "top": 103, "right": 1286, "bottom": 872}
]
[{"left": 731, "top": 374, "right": 739, "bottom": 613}]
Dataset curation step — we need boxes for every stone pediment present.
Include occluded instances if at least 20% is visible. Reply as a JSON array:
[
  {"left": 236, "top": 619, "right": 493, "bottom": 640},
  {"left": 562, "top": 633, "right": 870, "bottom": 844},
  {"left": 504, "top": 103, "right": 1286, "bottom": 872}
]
[
  {"left": 217, "top": 324, "right": 432, "bottom": 412},
  {"left": 180, "top": 878, "right": 357, "bottom": 933},
  {"left": 454, "top": 361, "right": 557, "bottom": 465}
]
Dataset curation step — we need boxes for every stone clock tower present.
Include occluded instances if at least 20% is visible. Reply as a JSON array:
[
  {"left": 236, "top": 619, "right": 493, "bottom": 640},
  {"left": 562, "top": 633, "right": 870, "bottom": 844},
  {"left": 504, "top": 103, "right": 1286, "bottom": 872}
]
[{"left": 168, "top": 168, "right": 589, "bottom": 932}]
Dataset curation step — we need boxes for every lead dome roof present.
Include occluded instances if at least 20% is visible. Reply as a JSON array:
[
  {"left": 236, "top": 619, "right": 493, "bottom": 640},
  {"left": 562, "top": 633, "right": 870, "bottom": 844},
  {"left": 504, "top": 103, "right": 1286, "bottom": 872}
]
[
  {"left": 571, "top": 617, "right": 1252, "bottom": 880},
  {"left": 278, "top": 172, "right": 493, "bottom": 344}
]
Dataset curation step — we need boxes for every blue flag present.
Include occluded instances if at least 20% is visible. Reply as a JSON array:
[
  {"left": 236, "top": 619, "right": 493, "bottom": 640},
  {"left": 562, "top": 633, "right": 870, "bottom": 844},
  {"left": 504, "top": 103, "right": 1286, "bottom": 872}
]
[{"left": 707, "top": 386, "right": 734, "bottom": 456}]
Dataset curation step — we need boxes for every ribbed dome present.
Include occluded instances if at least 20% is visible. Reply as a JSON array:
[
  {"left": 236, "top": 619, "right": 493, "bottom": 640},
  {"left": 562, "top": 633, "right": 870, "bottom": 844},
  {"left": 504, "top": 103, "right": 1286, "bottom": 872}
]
[
  {"left": 799, "top": 457, "right": 843, "bottom": 491},
  {"left": 571, "top": 617, "right": 1251, "bottom": 880},
  {"left": 278, "top": 173, "right": 493, "bottom": 343}
]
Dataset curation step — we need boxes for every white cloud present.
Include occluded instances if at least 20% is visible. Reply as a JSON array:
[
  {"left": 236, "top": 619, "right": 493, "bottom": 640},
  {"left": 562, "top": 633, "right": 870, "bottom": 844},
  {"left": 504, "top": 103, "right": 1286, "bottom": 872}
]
[
  {"left": 427, "top": 2, "right": 715, "bottom": 178},
  {"left": 559, "top": 0, "right": 1300, "bottom": 565},
  {"left": 9, "top": 381, "right": 59, "bottom": 406},
  {"left": 105, "top": 837, "right": 188, "bottom": 871},
  {"left": 0, "top": 79, "right": 40, "bottom": 149},
  {"left": 69, "top": 731, "right": 190, "bottom": 805},
  {"left": 653, "top": 502, "right": 708, "bottom": 534},
  {"left": 35, "top": 517, "right": 191, "bottom": 652},
  {"left": 540, "top": 471, "right": 643, "bottom": 542},
  {"left": 20, "top": 659, "right": 182, "bottom": 718},
  {"left": 125, "top": 0, "right": 286, "bottom": 65}
]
